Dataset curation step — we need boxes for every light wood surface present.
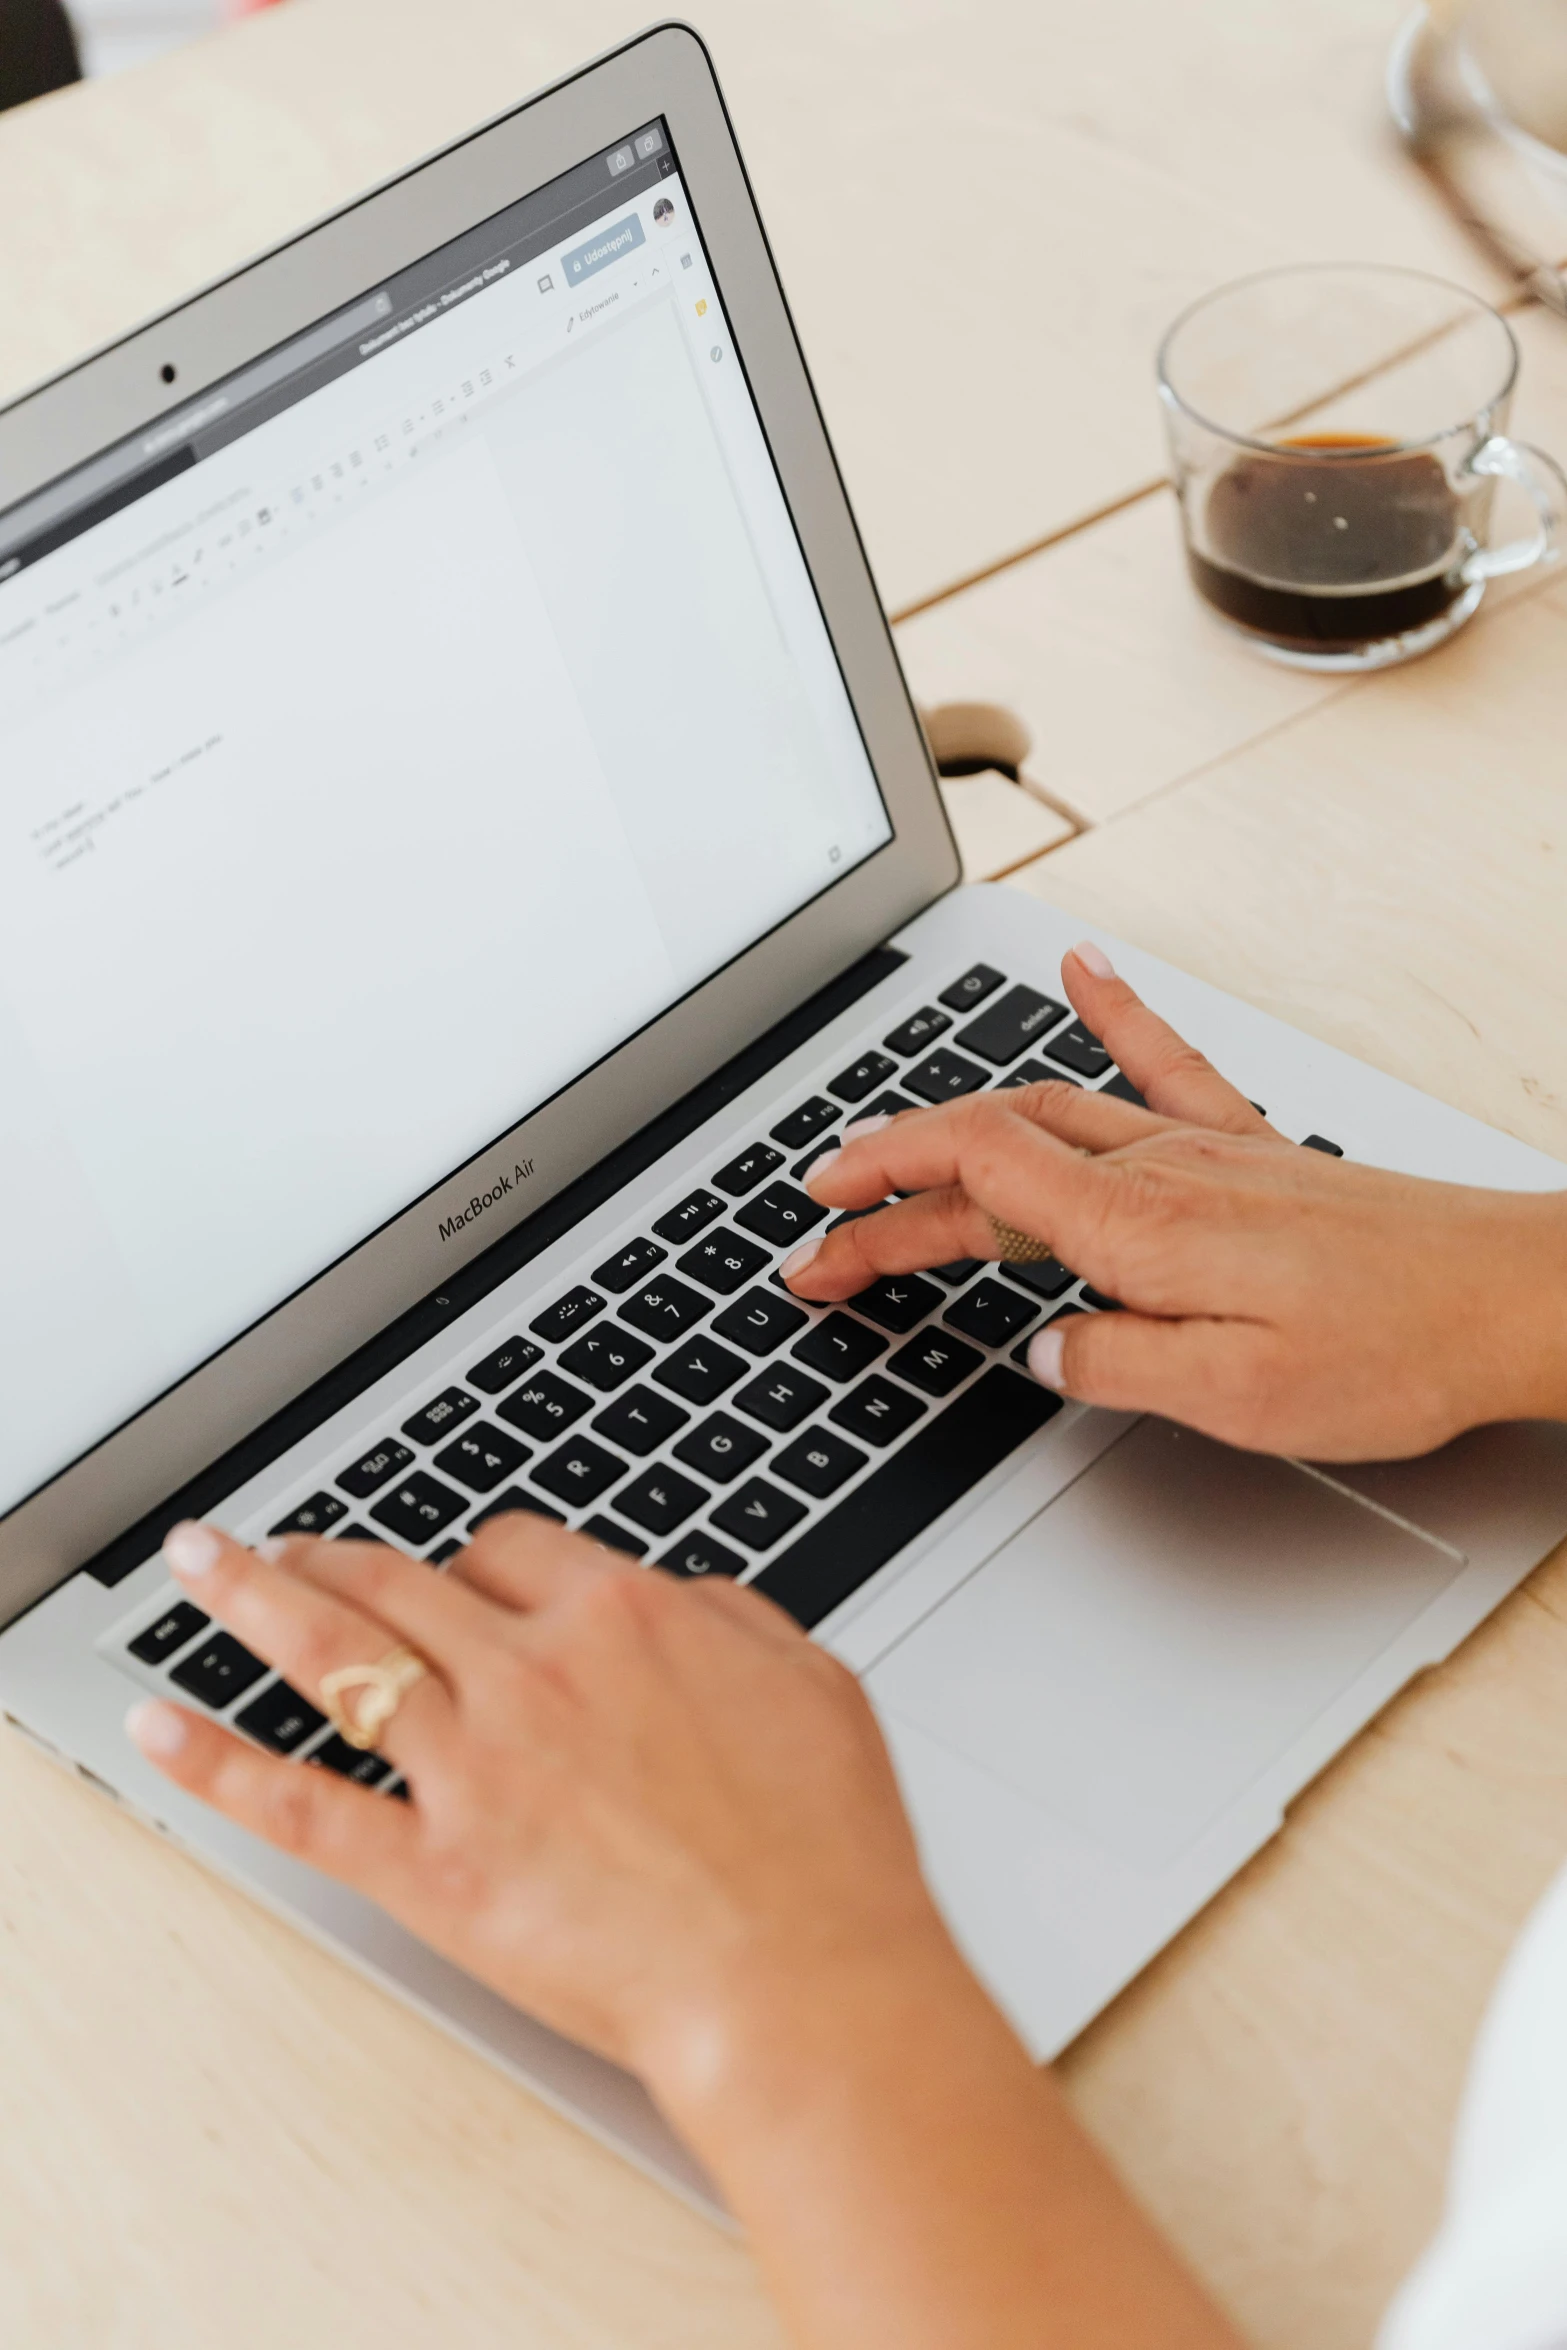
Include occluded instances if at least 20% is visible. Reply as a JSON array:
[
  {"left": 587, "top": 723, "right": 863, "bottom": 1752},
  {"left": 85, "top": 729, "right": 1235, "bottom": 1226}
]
[
  {"left": 6, "top": 3, "right": 1567, "bottom": 2347},
  {"left": 0, "top": 0, "right": 1508, "bottom": 613}
]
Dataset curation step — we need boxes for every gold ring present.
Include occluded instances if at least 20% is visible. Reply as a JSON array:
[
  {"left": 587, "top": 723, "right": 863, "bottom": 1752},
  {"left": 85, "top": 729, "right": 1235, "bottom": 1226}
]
[
  {"left": 987, "top": 1216, "right": 1058, "bottom": 1267},
  {"left": 318, "top": 1645, "right": 429, "bottom": 1751}
]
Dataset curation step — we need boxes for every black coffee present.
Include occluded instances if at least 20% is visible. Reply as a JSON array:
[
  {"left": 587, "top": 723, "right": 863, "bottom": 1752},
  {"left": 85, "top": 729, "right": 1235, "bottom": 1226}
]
[{"left": 1189, "top": 436, "right": 1466, "bottom": 652}]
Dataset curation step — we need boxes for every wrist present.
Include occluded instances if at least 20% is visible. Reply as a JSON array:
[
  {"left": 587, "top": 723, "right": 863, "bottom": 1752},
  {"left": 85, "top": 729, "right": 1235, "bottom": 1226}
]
[{"left": 1483, "top": 1192, "right": 1567, "bottom": 1424}]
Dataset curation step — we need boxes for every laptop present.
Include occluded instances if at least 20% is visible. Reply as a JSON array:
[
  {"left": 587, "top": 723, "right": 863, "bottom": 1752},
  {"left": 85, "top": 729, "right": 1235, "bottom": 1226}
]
[{"left": 2, "top": 21, "right": 1565, "bottom": 2219}]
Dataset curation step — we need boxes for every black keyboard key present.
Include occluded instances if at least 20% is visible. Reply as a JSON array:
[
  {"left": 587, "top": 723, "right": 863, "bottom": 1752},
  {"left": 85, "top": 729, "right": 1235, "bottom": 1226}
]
[
  {"left": 236, "top": 1678, "right": 326, "bottom": 1754},
  {"left": 1100, "top": 1070, "right": 1148, "bottom": 1108},
  {"left": 558, "top": 1322, "right": 655, "bottom": 1393},
  {"left": 861, "top": 1090, "right": 917, "bottom": 1120},
  {"left": 711, "top": 1286, "right": 809, "bottom": 1356},
  {"left": 711, "top": 1142, "right": 784, "bottom": 1197},
  {"left": 996, "top": 1059, "right": 1075, "bottom": 1091},
  {"left": 468, "top": 1488, "right": 563, "bottom": 1532},
  {"left": 370, "top": 1471, "right": 467, "bottom": 1544},
  {"left": 955, "top": 984, "right": 1070, "bottom": 1067},
  {"left": 530, "top": 1285, "right": 606, "bottom": 1346},
  {"left": 331, "top": 1523, "right": 380, "bottom": 1541},
  {"left": 532, "top": 1437, "right": 626, "bottom": 1509},
  {"left": 673, "top": 1412, "right": 768, "bottom": 1485},
  {"left": 711, "top": 1477, "right": 808, "bottom": 1551},
  {"left": 653, "top": 1336, "right": 749, "bottom": 1405},
  {"left": 828, "top": 1049, "right": 899, "bottom": 1104},
  {"left": 849, "top": 1272, "right": 943, "bottom": 1334},
  {"left": 582, "top": 1517, "right": 647, "bottom": 1558},
  {"left": 402, "top": 1387, "right": 479, "bottom": 1447},
  {"left": 773, "top": 1428, "right": 866, "bottom": 1498},
  {"left": 652, "top": 1189, "right": 725, "bottom": 1243},
  {"left": 268, "top": 1490, "right": 347, "bottom": 1538},
  {"left": 771, "top": 1096, "right": 842, "bottom": 1151},
  {"left": 944, "top": 1278, "right": 1038, "bottom": 1348},
  {"left": 997, "top": 1256, "right": 1075, "bottom": 1301},
  {"left": 591, "top": 1236, "right": 667, "bottom": 1294},
  {"left": 792, "top": 1139, "right": 841, "bottom": 1184},
  {"left": 678, "top": 1228, "right": 770, "bottom": 1295},
  {"left": 428, "top": 1539, "right": 462, "bottom": 1564},
  {"left": 792, "top": 1312, "right": 886, "bottom": 1382},
  {"left": 753, "top": 1369, "right": 1060, "bottom": 1629},
  {"left": 660, "top": 1532, "right": 747, "bottom": 1581},
  {"left": 433, "top": 1423, "right": 531, "bottom": 1493},
  {"left": 734, "top": 1181, "right": 829, "bottom": 1249},
  {"left": 309, "top": 1735, "right": 390, "bottom": 1787},
  {"left": 621, "top": 1275, "right": 711, "bottom": 1343},
  {"left": 884, "top": 1005, "right": 951, "bottom": 1056},
  {"left": 169, "top": 1632, "right": 269, "bottom": 1710},
  {"left": 465, "top": 1338, "right": 542, "bottom": 1395},
  {"left": 496, "top": 1370, "right": 593, "bottom": 1441},
  {"left": 129, "top": 1600, "right": 209, "bottom": 1665},
  {"left": 1080, "top": 1286, "right": 1125, "bottom": 1312},
  {"left": 592, "top": 1384, "right": 689, "bottom": 1455},
  {"left": 733, "top": 1363, "right": 830, "bottom": 1432},
  {"left": 886, "top": 1329, "right": 983, "bottom": 1397},
  {"left": 904, "top": 1049, "right": 989, "bottom": 1104},
  {"left": 939, "top": 962, "right": 1007, "bottom": 1012},
  {"left": 829, "top": 1375, "right": 926, "bottom": 1447},
  {"left": 930, "top": 1257, "right": 984, "bottom": 1285},
  {"left": 1044, "top": 1021, "right": 1111, "bottom": 1081},
  {"left": 337, "top": 1441, "right": 413, "bottom": 1499},
  {"left": 1302, "top": 1134, "right": 1344, "bottom": 1156},
  {"left": 616, "top": 1465, "right": 709, "bottom": 1537}
]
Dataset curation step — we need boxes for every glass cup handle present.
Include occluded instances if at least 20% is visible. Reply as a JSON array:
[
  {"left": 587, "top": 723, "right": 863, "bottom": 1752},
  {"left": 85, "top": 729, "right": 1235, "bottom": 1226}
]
[{"left": 1462, "top": 435, "right": 1567, "bottom": 582}]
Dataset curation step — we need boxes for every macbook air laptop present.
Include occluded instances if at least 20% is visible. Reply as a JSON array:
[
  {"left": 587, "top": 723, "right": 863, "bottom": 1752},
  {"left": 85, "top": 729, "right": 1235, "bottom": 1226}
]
[{"left": 2, "top": 21, "right": 1565, "bottom": 2218}]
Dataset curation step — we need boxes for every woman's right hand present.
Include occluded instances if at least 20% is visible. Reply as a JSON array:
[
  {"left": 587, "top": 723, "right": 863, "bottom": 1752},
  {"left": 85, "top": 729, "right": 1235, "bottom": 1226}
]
[{"left": 788, "top": 946, "right": 1567, "bottom": 1461}]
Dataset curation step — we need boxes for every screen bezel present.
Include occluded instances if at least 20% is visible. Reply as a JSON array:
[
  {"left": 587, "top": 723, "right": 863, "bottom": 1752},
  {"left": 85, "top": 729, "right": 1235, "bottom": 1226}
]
[{"left": 0, "top": 21, "right": 958, "bottom": 1618}]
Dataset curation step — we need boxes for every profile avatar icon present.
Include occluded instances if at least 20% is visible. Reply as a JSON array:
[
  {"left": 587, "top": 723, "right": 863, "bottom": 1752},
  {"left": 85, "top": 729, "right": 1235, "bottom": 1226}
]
[{"left": 653, "top": 196, "right": 675, "bottom": 228}]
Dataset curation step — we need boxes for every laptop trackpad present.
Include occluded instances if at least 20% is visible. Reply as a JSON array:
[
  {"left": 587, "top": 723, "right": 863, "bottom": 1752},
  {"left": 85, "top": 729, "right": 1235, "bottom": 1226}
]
[{"left": 865, "top": 1418, "right": 1466, "bottom": 1872}]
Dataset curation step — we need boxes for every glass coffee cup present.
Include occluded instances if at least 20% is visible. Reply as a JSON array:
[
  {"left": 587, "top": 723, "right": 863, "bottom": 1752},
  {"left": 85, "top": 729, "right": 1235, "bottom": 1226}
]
[{"left": 1158, "top": 263, "right": 1567, "bottom": 669}]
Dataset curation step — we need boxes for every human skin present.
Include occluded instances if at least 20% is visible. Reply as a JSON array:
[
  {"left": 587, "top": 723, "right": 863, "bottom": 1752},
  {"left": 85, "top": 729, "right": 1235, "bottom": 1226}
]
[
  {"left": 131, "top": 1516, "right": 1242, "bottom": 2350},
  {"left": 784, "top": 944, "right": 1567, "bottom": 1460}
]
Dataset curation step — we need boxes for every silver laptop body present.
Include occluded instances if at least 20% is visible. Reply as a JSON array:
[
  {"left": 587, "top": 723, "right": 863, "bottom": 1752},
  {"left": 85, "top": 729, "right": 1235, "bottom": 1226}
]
[{"left": 2, "top": 23, "right": 1564, "bottom": 2219}]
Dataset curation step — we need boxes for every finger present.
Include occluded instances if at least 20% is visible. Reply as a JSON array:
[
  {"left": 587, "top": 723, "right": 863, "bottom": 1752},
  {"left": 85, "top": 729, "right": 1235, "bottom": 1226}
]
[
  {"left": 163, "top": 1522, "right": 451, "bottom": 1759},
  {"left": 1061, "top": 945, "right": 1271, "bottom": 1135},
  {"left": 449, "top": 1509, "right": 622, "bottom": 1613},
  {"left": 128, "top": 1700, "right": 419, "bottom": 1893},
  {"left": 669, "top": 1565, "right": 816, "bottom": 1651},
  {"left": 802, "top": 1089, "right": 1100, "bottom": 1224},
  {"left": 273, "top": 1529, "right": 509, "bottom": 1660},
  {"left": 783, "top": 1186, "right": 1000, "bottom": 1300},
  {"left": 1025, "top": 1303, "right": 1276, "bottom": 1443}
]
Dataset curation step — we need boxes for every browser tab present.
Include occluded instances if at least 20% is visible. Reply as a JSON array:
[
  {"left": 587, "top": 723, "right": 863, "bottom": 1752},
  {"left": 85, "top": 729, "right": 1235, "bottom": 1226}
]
[
  {"left": 634, "top": 127, "right": 665, "bottom": 160},
  {"left": 606, "top": 144, "right": 635, "bottom": 176}
]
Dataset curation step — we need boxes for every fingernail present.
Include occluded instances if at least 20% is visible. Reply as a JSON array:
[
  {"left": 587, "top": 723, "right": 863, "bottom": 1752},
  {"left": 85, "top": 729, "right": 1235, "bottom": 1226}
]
[
  {"left": 780, "top": 1238, "right": 823, "bottom": 1283},
  {"left": 1072, "top": 941, "right": 1115, "bottom": 980},
  {"left": 801, "top": 1144, "right": 841, "bottom": 1196},
  {"left": 841, "top": 1113, "right": 892, "bottom": 1142},
  {"left": 127, "top": 1700, "right": 186, "bottom": 1758},
  {"left": 162, "top": 1521, "right": 223, "bottom": 1579},
  {"left": 1027, "top": 1325, "right": 1068, "bottom": 1390},
  {"left": 255, "top": 1536, "right": 289, "bottom": 1561}
]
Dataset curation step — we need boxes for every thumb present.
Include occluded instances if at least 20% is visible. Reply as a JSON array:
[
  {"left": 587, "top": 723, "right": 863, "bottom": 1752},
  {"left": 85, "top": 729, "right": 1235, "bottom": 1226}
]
[{"left": 1025, "top": 1307, "right": 1278, "bottom": 1449}]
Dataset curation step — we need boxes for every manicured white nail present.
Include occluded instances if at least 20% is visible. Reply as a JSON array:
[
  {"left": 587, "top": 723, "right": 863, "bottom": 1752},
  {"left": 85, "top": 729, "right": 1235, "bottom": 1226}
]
[
  {"left": 127, "top": 1700, "right": 186, "bottom": 1758},
  {"left": 162, "top": 1521, "right": 223, "bottom": 1579},
  {"left": 780, "top": 1238, "right": 823, "bottom": 1282},
  {"left": 841, "top": 1113, "right": 892, "bottom": 1142},
  {"left": 1072, "top": 940, "right": 1115, "bottom": 980},
  {"left": 255, "top": 1536, "right": 289, "bottom": 1561},
  {"left": 1027, "top": 1325, "right": 1068, "bottom": 1389}
]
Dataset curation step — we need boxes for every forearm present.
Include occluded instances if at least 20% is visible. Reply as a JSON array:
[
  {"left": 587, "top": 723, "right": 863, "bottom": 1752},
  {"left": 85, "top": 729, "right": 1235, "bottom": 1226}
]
[
  {"left": 1480, "top": 1192, "right": 1567, "bottom": 1426},
  {"left": 650, "top": 1933, "right": 1243, "bottom": 2350}
]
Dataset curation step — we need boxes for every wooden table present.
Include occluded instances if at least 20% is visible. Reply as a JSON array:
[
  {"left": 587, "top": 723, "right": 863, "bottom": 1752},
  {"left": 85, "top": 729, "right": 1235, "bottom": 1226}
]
[{"left": 5, "top": 5, "right": 1567, "bottom": 2346}]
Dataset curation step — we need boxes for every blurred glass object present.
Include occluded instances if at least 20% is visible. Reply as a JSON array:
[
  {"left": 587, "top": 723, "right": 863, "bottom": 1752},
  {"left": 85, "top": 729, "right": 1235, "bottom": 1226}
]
[{"left": 1391, "top": 2, "right": 1567, "bottom": 311}]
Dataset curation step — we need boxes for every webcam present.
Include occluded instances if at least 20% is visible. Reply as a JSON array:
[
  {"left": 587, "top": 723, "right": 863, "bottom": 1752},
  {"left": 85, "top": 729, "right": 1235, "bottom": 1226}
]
[{"left": 160, "top": 362, "right": 177, "bottom": 385}]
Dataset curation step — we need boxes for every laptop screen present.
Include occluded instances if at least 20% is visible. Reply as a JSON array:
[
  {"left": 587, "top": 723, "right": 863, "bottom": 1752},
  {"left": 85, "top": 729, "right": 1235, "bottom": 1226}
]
[{"left": 0, "top": 121, "right": 893, "bottom": 1521}]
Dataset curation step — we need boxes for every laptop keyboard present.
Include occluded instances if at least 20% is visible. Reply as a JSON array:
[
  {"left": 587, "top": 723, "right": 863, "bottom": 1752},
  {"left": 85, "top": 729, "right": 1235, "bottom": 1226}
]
[{"left": 111, "top": 960, "right": 1338, "bottom": 1788}]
